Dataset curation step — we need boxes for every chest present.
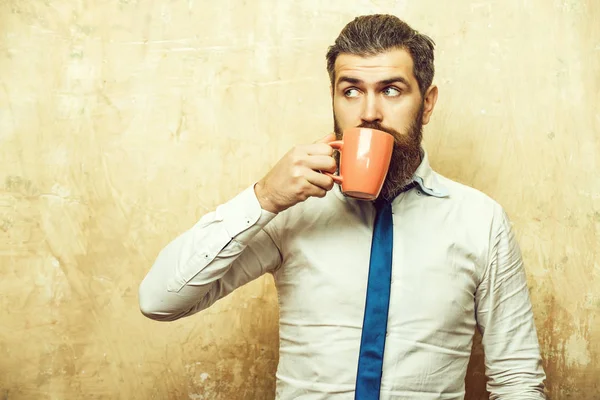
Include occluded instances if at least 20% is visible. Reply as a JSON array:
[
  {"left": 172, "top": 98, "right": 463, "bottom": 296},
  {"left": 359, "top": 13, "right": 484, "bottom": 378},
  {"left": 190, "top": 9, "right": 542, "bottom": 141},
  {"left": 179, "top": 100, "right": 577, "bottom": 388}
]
[{"left": 273, "top": 211, "right": 486, "bottom": 331}]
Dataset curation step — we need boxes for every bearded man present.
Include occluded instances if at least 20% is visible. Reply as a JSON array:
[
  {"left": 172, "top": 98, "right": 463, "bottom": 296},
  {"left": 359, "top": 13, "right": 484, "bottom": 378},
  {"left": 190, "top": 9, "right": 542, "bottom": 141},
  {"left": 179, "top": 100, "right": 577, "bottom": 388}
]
[{"left": 140, "top": 14, "right": 547, "bottom": 400}]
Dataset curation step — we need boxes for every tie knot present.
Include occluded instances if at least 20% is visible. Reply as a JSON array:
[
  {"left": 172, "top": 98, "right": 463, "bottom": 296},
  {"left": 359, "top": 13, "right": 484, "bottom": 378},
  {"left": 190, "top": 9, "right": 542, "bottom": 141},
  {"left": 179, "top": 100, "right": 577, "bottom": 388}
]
[
  {"left": 374, "top": 181, "right": 418, "bottom": 210},
  {"left": 373, "top": 197, "right": 391, "bottom": 211}
]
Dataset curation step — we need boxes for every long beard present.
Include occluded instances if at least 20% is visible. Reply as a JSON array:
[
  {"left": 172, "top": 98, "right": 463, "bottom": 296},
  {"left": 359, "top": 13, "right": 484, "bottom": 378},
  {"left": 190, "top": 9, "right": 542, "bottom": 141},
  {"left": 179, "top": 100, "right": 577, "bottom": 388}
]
[{"left": 334, "top": 106, "right": 424, "bottom": 201}]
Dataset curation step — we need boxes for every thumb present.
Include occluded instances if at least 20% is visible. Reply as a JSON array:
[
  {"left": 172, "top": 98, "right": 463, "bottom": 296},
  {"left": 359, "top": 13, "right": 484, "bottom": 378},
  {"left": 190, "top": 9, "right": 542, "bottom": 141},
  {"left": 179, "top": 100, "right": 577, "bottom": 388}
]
[{"left": 315, "top": 132, "right": 336, "bottom": 144}]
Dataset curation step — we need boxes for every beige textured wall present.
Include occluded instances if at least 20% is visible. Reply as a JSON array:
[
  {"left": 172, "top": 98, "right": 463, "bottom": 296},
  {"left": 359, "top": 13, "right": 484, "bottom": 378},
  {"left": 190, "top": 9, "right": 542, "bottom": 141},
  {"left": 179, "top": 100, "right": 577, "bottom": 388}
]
[{"left": 1, "top": 0, "right": 598, "bottom": 399}]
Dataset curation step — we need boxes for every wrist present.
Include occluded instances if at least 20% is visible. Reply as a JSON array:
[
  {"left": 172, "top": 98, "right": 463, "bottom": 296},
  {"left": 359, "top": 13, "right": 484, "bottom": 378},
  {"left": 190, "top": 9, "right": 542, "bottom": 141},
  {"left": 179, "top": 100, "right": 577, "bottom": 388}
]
[{"left": 254, "top": 181, "right": 281, "bottom": 214}]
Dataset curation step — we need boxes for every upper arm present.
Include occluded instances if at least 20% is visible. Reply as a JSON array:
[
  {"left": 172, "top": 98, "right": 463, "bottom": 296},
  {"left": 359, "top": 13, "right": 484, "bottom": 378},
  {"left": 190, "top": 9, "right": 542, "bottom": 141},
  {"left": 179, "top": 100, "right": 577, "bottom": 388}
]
[
  {"left": 193, "top": 227, "right": 282, "bottom": 310},
  {"left": 139, "top": 185, "right": 282, "bottom": 321}
]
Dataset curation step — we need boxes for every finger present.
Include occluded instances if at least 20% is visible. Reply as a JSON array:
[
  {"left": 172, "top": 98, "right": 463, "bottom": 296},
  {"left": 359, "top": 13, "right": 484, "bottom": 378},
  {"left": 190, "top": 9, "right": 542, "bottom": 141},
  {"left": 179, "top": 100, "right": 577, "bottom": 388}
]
[
  {"left": 305, "top": 155, "right": 337, "bottom": 173},
  {"left": 303, "top": 142, "right": 334, "bottom": 156},
  {"left": 305, "top": 169, "right": 335, "bottom": 192},
  {"left": 314, "top": 133, "right": 336, "bottom": 144}
]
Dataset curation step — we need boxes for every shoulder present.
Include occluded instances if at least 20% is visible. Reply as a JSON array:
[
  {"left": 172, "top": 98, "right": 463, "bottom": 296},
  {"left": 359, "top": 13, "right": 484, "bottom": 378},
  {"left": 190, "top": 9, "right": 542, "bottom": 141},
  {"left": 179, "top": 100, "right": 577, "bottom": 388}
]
[
  {"left": 433, "top": 172, "right": 510, "bottom": 238},
  {"left": 436, "top": 172, "right": 504, "bottom": 214}
]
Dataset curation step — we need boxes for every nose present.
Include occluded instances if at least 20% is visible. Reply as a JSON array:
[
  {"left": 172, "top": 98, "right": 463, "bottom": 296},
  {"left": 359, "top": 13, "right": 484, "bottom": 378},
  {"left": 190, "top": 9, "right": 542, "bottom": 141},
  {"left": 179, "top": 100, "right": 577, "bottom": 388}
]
[{"left": 360, "top": 92, "right": 383, "bottom": 123}]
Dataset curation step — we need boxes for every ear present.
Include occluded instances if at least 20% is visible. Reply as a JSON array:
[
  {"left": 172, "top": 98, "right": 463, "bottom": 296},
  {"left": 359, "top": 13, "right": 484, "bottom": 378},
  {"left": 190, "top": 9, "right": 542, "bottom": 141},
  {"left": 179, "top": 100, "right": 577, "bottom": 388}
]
[{"left": 421, "top": 84, "right": 438, "bottom": 125}]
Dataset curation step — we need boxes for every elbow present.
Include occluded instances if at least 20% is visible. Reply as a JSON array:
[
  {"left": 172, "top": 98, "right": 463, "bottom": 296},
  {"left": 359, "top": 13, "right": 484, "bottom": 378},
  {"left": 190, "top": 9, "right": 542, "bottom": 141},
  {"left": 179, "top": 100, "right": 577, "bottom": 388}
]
[
  {"left": 139, "top": 301, "right": 177, "bottom": 322},
  {"left": 138, "top": 279, "right": 183, "bottom": 322}
]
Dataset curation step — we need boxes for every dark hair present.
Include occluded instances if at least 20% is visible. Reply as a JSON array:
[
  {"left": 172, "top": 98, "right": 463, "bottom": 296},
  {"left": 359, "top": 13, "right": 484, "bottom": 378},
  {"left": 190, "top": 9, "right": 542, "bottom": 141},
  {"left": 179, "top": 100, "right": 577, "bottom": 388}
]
[{"left": 326, "top": 14, "right": 435, "bottom": 97}]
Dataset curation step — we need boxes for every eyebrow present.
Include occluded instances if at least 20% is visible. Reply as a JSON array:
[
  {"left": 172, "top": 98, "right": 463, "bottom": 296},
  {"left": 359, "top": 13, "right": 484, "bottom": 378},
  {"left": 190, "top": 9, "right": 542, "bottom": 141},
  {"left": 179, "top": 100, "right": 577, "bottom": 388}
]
[{"left": 336, "top": 76, "right": 410, "bottom": 87}]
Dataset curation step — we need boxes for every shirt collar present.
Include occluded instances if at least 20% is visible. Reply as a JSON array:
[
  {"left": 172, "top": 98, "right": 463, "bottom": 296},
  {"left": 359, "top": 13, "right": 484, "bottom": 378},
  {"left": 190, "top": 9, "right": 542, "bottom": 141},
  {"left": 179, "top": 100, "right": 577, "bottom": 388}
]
[{"left": 410, "top": 148, "right": 449, "bottom": 198}]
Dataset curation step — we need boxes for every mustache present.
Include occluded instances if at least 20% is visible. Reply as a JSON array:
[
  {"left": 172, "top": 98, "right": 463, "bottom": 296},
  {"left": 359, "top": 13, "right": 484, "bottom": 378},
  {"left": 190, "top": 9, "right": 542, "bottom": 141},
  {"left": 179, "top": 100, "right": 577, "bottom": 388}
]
[{"left": 356, "top": 121, "right": 402, "bottom": 138}]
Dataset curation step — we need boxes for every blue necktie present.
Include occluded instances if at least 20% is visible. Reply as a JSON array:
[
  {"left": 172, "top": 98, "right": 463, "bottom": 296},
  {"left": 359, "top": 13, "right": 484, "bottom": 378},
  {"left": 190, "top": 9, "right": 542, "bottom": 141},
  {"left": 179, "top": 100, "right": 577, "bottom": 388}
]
[{"left": 355, "top": 183, "right": 416, "bottom": 399}]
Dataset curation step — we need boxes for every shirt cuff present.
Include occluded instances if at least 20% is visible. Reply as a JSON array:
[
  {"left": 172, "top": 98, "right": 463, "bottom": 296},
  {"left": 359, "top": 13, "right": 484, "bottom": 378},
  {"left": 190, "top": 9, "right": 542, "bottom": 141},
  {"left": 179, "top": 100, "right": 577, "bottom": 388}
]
[{"left": 216, "top": 183, "right": 277, "bottom": 244}]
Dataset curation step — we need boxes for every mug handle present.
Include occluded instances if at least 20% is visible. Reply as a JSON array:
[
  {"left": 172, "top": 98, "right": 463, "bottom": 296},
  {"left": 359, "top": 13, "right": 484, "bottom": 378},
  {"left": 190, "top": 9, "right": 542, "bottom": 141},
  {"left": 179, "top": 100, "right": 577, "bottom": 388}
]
[{"left": 324, "top": 140, "right": 344, "bottom": 184}]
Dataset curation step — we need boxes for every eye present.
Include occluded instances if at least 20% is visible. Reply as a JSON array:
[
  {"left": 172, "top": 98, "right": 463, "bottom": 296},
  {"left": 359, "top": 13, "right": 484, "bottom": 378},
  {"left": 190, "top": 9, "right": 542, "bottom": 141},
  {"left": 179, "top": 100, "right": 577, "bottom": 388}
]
[
  {"left": 344, "top": 88, "right": 361, "bottom": 98},
  {"left": 382, "top": 86, "right": 401, "bottom": 97}
]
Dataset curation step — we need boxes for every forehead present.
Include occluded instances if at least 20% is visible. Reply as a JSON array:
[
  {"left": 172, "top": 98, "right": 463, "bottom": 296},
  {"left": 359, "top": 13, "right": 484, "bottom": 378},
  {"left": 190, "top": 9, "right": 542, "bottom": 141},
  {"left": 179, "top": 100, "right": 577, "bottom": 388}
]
[{"left": 334, "top": 48, "right": 416, "bottom": 85}]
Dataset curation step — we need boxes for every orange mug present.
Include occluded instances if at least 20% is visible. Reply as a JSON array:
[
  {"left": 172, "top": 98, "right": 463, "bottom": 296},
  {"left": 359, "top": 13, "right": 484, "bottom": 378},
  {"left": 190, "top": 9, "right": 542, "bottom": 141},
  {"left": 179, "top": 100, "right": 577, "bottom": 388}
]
[{"left": 326, "top": 127, "right": 394, "bottom": 200}]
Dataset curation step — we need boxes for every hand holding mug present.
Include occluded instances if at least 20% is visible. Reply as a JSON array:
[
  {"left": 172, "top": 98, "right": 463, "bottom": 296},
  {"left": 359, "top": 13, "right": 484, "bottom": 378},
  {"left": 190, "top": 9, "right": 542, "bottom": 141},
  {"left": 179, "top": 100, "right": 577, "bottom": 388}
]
[{"left": 254, "top": 134, "right": 338, "bottom": 214}]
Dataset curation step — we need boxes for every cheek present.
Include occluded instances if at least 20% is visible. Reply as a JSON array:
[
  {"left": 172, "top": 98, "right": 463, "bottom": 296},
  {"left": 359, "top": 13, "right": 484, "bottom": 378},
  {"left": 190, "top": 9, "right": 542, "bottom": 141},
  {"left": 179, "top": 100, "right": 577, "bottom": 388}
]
[
  {"left": 385, "top": 99, "right": 420, "bottom": 128},
  {"left": 333, "top": 97, "right": 360, "bottom": 128}
]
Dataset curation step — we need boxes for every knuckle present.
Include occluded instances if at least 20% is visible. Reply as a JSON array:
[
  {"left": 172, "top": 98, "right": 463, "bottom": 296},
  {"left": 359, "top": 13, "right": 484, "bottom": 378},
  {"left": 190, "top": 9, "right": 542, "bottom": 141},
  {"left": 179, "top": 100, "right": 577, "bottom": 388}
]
[
  {"left": 291, "top": 154, "right": 303, "bottom": 167},
  {"left": 290, "top": 146, "right": 303, "bottom": 158},
  {"left": 291, "top": 168, "right": 304, "bottom": 179},
  {"left": 294, "top": 184, "right": 307, "bottom": 197}
]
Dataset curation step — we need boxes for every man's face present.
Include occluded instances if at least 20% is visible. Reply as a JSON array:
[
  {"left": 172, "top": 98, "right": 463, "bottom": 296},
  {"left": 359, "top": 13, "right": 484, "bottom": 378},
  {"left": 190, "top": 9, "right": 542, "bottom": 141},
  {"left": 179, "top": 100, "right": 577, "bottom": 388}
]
[{"left": 332, "top": 48, "right": 437, "bottom": 200}]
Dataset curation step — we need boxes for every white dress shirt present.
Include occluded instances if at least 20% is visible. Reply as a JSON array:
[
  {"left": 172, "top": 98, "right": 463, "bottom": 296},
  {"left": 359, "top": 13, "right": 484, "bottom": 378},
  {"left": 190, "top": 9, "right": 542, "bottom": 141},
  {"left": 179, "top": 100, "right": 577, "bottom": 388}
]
[{"left": 139, "top": 150, "right": 547, "bottom": 399}]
